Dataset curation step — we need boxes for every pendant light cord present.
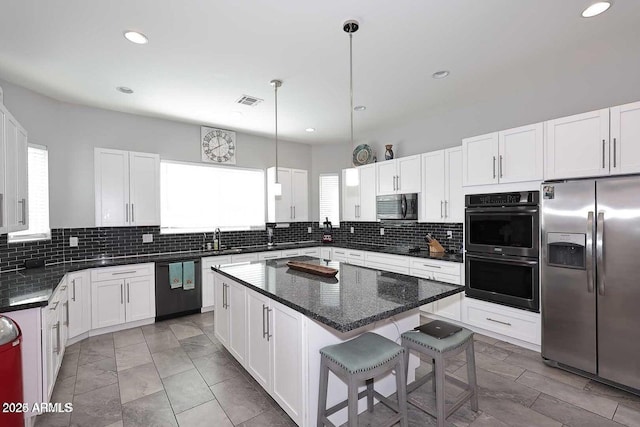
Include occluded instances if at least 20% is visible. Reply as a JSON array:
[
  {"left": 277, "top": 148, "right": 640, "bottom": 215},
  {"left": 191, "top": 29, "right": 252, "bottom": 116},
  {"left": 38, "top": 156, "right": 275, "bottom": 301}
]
[
  {"left": 274, "top": 82, "right": 279, "bottom": 183},
  {"left": 349, "top": 32, "right": 354, "bottom": 148}
]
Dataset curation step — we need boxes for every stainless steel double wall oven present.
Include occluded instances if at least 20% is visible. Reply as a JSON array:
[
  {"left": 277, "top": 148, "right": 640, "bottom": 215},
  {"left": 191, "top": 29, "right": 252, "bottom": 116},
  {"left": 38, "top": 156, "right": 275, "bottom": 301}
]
[{"left": 465, "top": 191, "right": 540, "bottom": 312}]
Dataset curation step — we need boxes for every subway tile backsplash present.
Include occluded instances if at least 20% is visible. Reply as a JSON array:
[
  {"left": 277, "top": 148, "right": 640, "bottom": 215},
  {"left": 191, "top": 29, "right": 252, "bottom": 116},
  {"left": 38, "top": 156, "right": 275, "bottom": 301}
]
[{"left": 0, "top": 221, "right": 462, "bottom": 272}]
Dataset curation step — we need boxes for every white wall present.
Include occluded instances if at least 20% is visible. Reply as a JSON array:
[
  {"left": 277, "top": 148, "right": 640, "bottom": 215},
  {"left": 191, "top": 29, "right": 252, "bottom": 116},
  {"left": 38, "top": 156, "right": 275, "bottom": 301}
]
[{"left": 0, "top": 78, "right": 312, "bottom": 228}]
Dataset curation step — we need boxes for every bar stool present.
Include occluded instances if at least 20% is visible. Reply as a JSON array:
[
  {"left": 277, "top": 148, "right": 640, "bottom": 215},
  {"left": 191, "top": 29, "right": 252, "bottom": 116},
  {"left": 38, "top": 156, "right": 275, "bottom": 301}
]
[
  {"left": 401, "top": 325, "right": 479, "bottom": 427},
  {"left": 317, "top": 332, "right": 408, "bottom": 427}
]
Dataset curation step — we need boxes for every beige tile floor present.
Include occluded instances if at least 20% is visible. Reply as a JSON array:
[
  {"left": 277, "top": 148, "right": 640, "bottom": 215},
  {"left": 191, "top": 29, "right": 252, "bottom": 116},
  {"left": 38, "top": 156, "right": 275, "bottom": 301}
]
[{"left": 35, "top": 312, "right": 640, "bottom": 427}]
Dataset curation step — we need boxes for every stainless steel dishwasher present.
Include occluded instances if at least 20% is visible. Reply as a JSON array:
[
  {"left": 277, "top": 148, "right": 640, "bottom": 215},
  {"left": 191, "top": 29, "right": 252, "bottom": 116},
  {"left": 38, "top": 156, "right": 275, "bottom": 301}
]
[{"left": 155, "top": 259, "right": 202, "bottom": 321}]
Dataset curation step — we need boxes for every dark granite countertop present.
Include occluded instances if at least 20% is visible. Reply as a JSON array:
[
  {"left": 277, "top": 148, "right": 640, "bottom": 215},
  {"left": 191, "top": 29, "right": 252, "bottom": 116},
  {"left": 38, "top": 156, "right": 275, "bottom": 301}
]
[
  {"left": 213, "top": 256, "right": 463, "bottom": 333},
  {"left": 0, "top": 239, "right": 462, "bottom": 314}
]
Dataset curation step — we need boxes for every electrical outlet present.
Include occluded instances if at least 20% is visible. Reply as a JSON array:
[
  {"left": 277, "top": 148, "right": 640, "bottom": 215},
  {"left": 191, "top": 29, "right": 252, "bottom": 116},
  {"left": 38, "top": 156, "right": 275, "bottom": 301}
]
[
  {"left": 307, "top": 227, "right": 312, "bottom": 234},
  {"left": 69, "top": 237, "right": 78, "bottom": 247},
  {"left": 380, "top": 228, "right": 385, "bottom": 236},
  {"left": 447, "top": 231, "right": 453, "bottom": 239},
  {"left": 142, "top": 233, "right": 153, "bottom": 243},
  {"left": 350, "top": 227, "right": 354, "bottom": 234}
]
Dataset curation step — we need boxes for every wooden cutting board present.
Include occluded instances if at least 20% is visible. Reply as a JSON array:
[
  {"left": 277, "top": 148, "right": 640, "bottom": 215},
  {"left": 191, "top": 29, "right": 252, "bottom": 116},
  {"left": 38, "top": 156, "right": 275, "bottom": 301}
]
[{"left": 286, "top": 261, "right": 338, "bottom": 277}]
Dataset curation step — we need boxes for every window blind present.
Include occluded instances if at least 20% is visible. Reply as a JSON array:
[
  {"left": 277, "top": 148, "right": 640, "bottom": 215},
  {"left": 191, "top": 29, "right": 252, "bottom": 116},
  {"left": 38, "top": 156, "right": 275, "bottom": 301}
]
[
  {"left": 9, "top": 145, "right": 51, "bottom": 242},
  {"left": 160, "top": 161, "right": 265, "bottom": 233},
  {"left": 319, "top": 174, "right": 340, "bottom": 227}
]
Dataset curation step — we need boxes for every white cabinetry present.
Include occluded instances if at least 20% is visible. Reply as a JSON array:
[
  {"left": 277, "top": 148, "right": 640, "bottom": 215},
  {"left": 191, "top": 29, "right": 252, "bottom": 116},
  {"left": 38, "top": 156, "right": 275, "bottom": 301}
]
[
  {"left": 42, "top": 280, "right": 67, "bottom": 400},
  {"left": 94, "top": 148, "right": 160, "bottom": 226},
  {"left": 376, "top": 155, "right": 421, "bottom": 195},
  {"left": 421, "top": 147, "right": 463, "bottom": 223},
  {"left": 545, "top": 102, "right": 640, "bottom": 179},
  {"left": 67, "top": 270, "right": 91, "bottom": 340},
  {"left": 462, "top": 298, "right": 540, "bottom": 345},
  {"left": 342, "top": 164, "right": 376, "bottom": 221},
  {"left": 231, "top": 252, "right": 259, "bottom": 263},
  {"left": 2, "top": 103, "right": 29, "bottom": 233},
  {"left": 410, "top": 258, "right": 462, "bottom": 321},
  {"left": 246, "top": 289, "right": 271, "bottom": 389},
  {"left": 331, "top": 248, "right": 364, "bottom": 266},
  {"left": 267, "top": 167, "right": 308, "bottom": 222},
  {"left": 202, "top": 255, "right": 232, "bottom": 310},
  {"left": 90, "top": 264, "right": 155, "bottom": 329},
  {"left": 213, "top": 274, "right": 246, "bottom": 364},
  {"left": 463, "top": 123, "right": 543, "bottom": 187}
]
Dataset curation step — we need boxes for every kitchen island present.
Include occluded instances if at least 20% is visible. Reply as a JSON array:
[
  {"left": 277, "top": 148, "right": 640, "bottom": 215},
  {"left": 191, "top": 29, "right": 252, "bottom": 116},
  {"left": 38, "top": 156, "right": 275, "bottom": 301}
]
[{"left": 211, "top": 256, "right": 463, "bottom": 427}]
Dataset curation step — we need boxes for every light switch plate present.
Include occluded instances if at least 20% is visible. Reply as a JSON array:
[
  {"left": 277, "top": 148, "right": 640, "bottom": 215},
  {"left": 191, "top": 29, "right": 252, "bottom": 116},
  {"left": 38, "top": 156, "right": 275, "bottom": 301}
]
[
  {"left": 380, "top": 228, "right": 385, "bottom": 236},
  {"left": 307, "top": 227, "right": 312, "bottom": 234},
  {"left": 447, "top": 231, "right": 453, "bottom": 239},
  {"left": 69, "top": 237, "right": 78, "bottom": 247},
  {"left": 350, "top": 227, "right": 354, "bottom": 234},
  {"left": 142, "top": 234, "right": 153, "bottom": 243}
]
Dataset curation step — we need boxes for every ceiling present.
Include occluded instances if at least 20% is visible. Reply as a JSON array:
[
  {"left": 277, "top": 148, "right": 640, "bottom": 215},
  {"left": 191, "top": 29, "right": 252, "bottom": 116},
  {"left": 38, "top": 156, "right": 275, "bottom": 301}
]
[{"left": 0, "top": 1, "right": 638, "bottom": 144}]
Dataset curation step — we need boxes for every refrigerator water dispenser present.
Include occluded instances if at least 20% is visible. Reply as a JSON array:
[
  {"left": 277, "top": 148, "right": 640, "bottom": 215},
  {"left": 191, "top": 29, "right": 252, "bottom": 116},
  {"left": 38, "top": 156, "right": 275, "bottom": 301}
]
[{"left": 547, "top": 233, "right": 586, "bottom": 269}]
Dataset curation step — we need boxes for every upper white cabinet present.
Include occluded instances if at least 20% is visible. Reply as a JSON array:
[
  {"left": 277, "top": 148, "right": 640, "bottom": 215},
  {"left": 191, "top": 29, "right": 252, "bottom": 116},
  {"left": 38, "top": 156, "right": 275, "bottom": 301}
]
[
  {"left": 342, "top": 164, "right": 376, "bottom": 221},
  {"left": 610, "top": 101, "right": 640, "bottom": 176},
  {"left": 376, "top": 155, "right": 421, "bottom": 195},
  {"left": 545, "top": 109, "right": 610, "bottom": 180},
  {"left": 463, "top": 123, "right": 543, "bottom": 186},
  {"left": 94, "top": 148, "right": 160, "bottom": 227},
  {"left": 267, "top": 167, "right": 308, "bottom": 222},
  {"left": 1, "top": 102, "right": 29, "bottom": 233},
  {"left": 421, "top": 147, "right": 463, "bottom": 223}
]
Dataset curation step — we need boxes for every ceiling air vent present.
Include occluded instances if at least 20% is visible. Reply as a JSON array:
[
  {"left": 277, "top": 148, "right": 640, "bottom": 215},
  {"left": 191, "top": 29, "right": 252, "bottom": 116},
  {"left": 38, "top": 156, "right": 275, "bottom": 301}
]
[{"left": 236, "top": 95, "right": 263, "bottom": 107}]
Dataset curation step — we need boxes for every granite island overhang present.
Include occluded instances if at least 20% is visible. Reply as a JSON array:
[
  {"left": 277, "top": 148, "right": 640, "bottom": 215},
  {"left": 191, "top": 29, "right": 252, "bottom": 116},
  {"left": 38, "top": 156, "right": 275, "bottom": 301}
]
[{"left": 210, "top": 256, "right": 463, "bottom": 426}]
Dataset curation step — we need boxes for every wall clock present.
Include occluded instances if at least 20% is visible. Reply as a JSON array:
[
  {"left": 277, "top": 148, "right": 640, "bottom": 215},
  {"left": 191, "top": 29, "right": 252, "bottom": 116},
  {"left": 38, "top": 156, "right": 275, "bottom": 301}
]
[{"left": 201, "top": 127, "right": 236, "bottom": 164}]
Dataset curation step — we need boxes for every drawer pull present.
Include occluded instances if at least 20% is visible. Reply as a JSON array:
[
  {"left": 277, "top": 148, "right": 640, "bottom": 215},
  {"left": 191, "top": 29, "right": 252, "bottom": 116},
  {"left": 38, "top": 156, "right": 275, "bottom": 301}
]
[
  {"left": 112, "top": 270, "right": 137, "bottom": 275},
  {"left": 49, "top": 301, "right": 59, "bottom": 311},
  {"left": 422, "top": 264, "right": 441, "bottom": 269},
  {"left": 486, "top": 317, "right": 512, "bottom": 326}
]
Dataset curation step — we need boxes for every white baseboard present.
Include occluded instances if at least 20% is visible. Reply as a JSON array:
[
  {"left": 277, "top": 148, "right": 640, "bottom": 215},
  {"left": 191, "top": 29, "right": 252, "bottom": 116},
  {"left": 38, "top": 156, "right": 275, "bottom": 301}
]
[
  {"left": 88, "top": 318, "right": 155, "bottom": 337},
  {"left": 201, "top": 306, "right": 214, "bottom": 313}
]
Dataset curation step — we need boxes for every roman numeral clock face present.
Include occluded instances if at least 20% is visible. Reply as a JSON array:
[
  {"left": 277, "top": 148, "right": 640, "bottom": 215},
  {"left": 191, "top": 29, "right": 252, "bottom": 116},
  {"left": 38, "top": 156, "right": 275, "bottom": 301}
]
[{"left": 201, "top": 127, "right": 236, "bottom": 164}]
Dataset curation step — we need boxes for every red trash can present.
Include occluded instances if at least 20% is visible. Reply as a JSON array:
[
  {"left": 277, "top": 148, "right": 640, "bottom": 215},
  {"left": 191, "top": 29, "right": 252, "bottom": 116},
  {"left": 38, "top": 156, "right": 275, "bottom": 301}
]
[{"left": 0, "top": 315, "right": 24, "bottom": 427}]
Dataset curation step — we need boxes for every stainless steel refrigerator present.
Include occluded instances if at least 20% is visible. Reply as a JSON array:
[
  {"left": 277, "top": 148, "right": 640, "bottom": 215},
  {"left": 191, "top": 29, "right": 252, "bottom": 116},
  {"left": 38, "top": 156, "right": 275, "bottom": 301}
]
[{"left": 541, "top": 176, "right": 640, "bottom": 391}]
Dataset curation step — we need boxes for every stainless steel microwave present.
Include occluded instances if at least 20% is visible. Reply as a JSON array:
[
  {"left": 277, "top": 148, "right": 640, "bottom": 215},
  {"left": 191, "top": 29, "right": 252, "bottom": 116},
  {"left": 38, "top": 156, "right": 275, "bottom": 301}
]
[{"left": 376, "top": 194, "right": 418, "bottom": 220}]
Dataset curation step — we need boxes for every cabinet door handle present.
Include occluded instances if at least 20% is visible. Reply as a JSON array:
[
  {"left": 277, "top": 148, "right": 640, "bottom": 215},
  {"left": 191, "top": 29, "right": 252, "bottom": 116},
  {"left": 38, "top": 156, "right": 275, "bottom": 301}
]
[
  {"left": 486, "top": 317, "right": 511, "bottom": 326},
  {"left": 602, "top": 140, "right": 606, "bottom": 169},
  {"left": 293, "top": 206, "right": 296, "bottom": 219},
  {"left": 0, "top": 193, "right": 3, "bottom": 227},
  {"left": 64, "top": 302, "right": 69, "bottom": 326},
  {"left": 127, "top": 283, "right": 130, "bottom": 303},
  {"left": 499, "top": 155, "right": 503, "bottom": 178},
  {"left": 112, "top": 270, "right": 137, "bottom": 275},
  {"left": 56, "top": 320, "right": 61, "bottom": 355},
  {"left": 120, "top": 284, "right": 124, "bottom": 304},
  {"left": 72, "top": 279, "right": 76, "bottom": 302},
  {"left": 126, "top": 203, "right": 129, "bottom": 223},
  {"left": 440, "top": 201, "right": 444, "bottom": 218},
  {"left": 392, "top": 175, "right": 396, "bottom": 191},
  {"left": 131, "top": 204, "right": 135, "bottom": 223},
  {"left": 492, "top": 156, "right": 496, "bottom": 179},
  {"left": 222, "top": 284, "right": 226, "bottom": 308},
  {"left": 444, "top": 200, "right": 448, "bottom": 218},
  {"left": 613, "top": 138, "right": 617, "bottom": 168},
  {"left": 18, "top": 199, "right": 26, "bottom": 225},
  {"left": 266, "top": 307, "right": 273, "bottom": 341},
  {"left": 262, "top": 304, "right": 268, "bottom": 339},
  {"left": 423, "top": 264, "right": 441, "bottom": 269},
  {"left": 396, "top": 175, "right": 400, "bottom": 191},
  {"left": 49, "top": 301, "right": 59, "bottom": 311}
]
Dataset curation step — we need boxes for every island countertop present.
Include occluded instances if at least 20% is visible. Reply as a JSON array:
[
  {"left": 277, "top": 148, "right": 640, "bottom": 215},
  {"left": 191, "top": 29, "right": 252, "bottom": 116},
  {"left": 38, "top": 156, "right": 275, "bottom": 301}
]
[{"left": 212, "top": 256, "right": 464, "bottom": 333}]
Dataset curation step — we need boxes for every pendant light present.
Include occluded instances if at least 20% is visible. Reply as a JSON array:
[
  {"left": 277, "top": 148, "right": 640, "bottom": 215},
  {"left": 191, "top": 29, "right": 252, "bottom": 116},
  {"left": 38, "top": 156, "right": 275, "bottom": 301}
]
[
  {"left": 271, "top": 79, "right": 283, "bottom": 196},
  {"left": 344, "top": 20, "right": 360, "bottom": 187}
]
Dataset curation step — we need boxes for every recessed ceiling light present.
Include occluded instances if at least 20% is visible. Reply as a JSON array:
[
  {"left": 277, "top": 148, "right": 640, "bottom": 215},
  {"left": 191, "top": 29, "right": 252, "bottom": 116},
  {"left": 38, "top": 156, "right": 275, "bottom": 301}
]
[
  {"left": 123, "top": 30, "right": 148, "bottom": 44},
  {"left": 305, "top": 128, "right": 316, "bottom": 132},
  {"left": 116, "top": 86, "right": 134, "bottom": 94},
  {"left": 354, "top": 105, "right": 366, "bottom": 111},
  {"left": 432, "top": 70, "right": 450, "bottom": 79},
  {"left": 582, "top": 2, "right": 611, "bottom": 17}
]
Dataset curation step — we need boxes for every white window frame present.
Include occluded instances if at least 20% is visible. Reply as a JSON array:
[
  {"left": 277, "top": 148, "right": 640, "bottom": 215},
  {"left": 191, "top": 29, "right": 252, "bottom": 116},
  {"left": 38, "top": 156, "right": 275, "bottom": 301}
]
[
  {"left": 318, "top": 173, "right": 340, "bottom": 228},
  {"left": 160, "top": 159, "right": 266, "bottom": 234},
  {"left": 8, "top": 143, "right": 51, "bottom": 243}
]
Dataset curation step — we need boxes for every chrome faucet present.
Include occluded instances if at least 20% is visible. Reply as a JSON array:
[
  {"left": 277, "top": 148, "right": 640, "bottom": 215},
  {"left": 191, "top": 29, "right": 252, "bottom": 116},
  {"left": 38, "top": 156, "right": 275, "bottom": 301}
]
[{"left": 214, "top": 228, "right": 222, "bottom": 250}]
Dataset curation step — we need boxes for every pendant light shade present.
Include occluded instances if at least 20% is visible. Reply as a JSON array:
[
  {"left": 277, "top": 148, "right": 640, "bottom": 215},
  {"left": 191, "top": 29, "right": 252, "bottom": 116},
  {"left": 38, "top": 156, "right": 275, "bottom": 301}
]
[
  {"left": 271, "top": 79, "right": 283, "bottom": 196},
  {"left": 344, "top": 20, "right": 360, "bottom": 187}
]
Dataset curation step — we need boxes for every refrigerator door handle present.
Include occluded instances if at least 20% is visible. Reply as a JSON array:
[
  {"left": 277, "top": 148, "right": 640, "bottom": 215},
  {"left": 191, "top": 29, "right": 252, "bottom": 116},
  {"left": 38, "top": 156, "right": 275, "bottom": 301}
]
[
  {"left": 596, "top": 211, "right": 605, "bottom": 295},
  {"left": 586, "top": 211, "right": 595, "bottom": 293}
]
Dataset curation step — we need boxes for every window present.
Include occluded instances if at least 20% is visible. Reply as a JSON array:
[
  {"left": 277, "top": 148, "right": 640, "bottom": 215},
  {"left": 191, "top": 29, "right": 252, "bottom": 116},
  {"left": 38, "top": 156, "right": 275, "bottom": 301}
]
[
  {"left": 9, "top": 145, "right": 51, "bottom": 242},
  {"left": 319, "top": 174, "right": 340, "bottom": 227},
  {"left": 160, "top": 161, "right": 265, "bottom": 233}
]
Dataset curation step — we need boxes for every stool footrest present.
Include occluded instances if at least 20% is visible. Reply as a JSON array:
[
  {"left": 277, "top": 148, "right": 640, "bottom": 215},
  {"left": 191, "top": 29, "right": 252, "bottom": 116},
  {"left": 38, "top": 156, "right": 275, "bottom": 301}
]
[{"left": 325, "top": 388, "right": 371, "bottom": 417}]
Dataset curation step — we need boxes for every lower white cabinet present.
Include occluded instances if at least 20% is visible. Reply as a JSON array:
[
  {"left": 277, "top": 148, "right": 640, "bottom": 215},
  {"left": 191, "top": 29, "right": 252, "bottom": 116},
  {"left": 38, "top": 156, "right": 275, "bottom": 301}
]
[
  {"left": 231, "top": 253, "right": 259, "bottom": 263},
  {"left": 213, "top": 274, "right": 246, "bottom": 364},
  {"left": 300, "top": 247, "right": 320, "bottom": 257},
  {"left": 67, "top": 270, "right": 91, "bottom": 339},
  {"left": 462, "top": 298, "right": 541, "bottom": 345},
  {"left": 410, "top": 258, "right": 462, "bottom": 321},
  {"left": 222, "top": 283, "right": 304, "bottom": 426},
  {"left": 43, "top": 280, "right": 67, "bottom": 401},
  {"left": 202, "top": 255, "right": 232, "bottom": 309},
  {"left": 90, "top": 264, "right": 155, "bottom": 329}
]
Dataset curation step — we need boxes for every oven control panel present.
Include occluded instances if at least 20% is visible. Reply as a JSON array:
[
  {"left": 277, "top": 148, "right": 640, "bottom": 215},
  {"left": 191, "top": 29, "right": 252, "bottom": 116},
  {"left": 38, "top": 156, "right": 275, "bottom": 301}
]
[{"left": 466, "top": 191, "right": 539, "bottom": 207}]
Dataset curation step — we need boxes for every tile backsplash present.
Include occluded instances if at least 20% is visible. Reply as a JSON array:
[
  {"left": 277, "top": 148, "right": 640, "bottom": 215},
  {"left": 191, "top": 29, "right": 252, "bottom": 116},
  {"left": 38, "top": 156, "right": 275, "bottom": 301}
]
[{"left": 0, "top": 221, "right": 462, "bottom": 272}]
